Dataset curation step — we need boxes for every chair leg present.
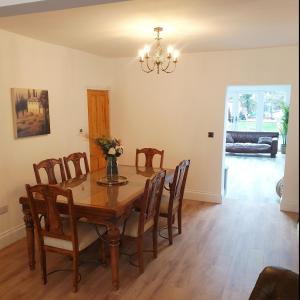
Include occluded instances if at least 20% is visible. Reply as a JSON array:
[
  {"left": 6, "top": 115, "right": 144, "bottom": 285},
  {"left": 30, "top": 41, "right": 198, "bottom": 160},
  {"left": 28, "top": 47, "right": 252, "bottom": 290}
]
[
  {"left": 137, "top": 236, "right": 144, "bottom": 274},
  {"left": 178, "top": 209, "right": 182, "bottom": 234},
  {"left": 72, "top": 253, "right": 79, "bottom": 293},
  {"left": 153, "top": 225, "right": 158, "bottom": 258},
  {"left": 167, "top": 215, "right": 173, "bottom": 245},
  {"left": 40, "top": 248, "right": 47, "bottom": 285},
  {"left": 99, "top": 239, "right": 106, "bottom": 265}
]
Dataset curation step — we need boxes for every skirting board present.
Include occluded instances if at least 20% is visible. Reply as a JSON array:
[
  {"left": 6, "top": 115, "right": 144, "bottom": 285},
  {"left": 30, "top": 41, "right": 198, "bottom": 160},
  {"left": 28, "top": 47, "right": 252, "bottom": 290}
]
[
  {"left": 280, "top": 197, "right": 299, "bottom": 213},
  {"left": 0, "top": 223, "right": 25, "bottom": 250},
  {"left": 184, "top": 190, "right": 222, "bottom": 203}
]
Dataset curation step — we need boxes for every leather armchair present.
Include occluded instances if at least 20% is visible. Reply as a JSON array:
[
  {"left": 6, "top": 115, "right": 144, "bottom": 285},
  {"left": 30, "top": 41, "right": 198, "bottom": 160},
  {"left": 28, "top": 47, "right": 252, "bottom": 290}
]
[{"left": 249, "top": 266, "right": 299, "bottom": 300}]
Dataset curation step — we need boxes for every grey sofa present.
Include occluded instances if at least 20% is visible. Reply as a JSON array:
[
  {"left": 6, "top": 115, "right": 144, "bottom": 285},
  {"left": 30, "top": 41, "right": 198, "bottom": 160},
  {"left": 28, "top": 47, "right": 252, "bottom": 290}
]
[{"left": 226, "top": 131, "right": 279, "bottom": 157}]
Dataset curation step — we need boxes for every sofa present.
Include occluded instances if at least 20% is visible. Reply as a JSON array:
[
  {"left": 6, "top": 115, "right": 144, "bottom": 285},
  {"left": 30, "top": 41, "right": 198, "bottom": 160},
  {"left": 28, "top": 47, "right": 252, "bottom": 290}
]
[
  {"left": 249, "top": 266, "right": 299, "bottom": 300},
  {"left": 226, "top": 131, "right": 279, "bottom": 157}
]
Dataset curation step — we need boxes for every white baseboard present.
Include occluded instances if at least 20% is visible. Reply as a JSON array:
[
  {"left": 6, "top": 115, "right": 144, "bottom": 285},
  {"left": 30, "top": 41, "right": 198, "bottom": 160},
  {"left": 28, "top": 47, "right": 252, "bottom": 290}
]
[
  {"left": 280, "top": 196, "right": 299, "bottom": 213},
  {"left": 0, "top": 223, "right": 25, "bottom": 250},
  {"left": 184, "top": 189, "right": 222, "bottom": 203}
]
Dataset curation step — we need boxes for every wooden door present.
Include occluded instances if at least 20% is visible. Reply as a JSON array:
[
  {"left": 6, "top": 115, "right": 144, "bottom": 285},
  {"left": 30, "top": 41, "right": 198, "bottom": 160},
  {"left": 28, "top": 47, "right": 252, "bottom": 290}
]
[{"left": 87, "top": 90, "right": 110, "bottom": 172}]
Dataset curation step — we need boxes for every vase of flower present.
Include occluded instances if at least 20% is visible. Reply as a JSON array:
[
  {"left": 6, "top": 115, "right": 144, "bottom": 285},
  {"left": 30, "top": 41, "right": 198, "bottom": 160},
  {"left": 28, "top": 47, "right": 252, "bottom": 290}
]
[
  {"left": 106, "top": 156, "right": 118, "bottom": 178},
  {"left": 96, "top": 136, "right": 123, "bottom": 179}
]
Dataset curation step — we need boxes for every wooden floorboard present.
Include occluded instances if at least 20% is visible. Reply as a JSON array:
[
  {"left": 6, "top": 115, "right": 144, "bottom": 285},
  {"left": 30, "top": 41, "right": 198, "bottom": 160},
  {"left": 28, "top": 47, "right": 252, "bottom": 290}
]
[
  {"left": 0, "top": 199, "right": 298, "bottom": 300},
  {"left": 225, "top": 153, "right": 285, "bottom": 203}
]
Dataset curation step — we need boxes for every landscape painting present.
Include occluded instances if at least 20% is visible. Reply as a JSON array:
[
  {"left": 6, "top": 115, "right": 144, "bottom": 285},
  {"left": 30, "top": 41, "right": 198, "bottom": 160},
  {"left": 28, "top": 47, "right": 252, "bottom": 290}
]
[{"left": 12, "top": 88, "right": 51, "bottom": 138}]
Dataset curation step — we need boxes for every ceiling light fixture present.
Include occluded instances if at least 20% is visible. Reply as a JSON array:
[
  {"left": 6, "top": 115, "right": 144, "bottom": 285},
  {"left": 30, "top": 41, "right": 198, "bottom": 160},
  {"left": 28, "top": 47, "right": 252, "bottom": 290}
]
[{"left": 138, "top": 27, "right": 179, "bottom": 74}]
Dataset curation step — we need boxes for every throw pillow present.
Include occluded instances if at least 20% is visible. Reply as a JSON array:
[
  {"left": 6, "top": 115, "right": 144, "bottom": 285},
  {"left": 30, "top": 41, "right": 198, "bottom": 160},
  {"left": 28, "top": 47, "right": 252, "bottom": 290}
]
[
  {"left": 258, "top": 136, "right": 272, "bottom": 145},
  {"left": 226, "top": 133, "right": 234, "bottom": 143}
]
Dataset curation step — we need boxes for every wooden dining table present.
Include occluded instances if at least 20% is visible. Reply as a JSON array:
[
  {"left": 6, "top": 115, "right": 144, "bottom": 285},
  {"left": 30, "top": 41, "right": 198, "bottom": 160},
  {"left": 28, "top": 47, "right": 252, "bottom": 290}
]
[{"left": 19, "top": 165, "right": 174, "bottom": 290}]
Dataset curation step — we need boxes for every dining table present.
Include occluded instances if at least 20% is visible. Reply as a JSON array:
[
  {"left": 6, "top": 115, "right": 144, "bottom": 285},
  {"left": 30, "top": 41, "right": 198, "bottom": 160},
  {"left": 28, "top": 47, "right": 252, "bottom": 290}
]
[{"left": 19, "top": 165, "right": 174, "bottom": 290}]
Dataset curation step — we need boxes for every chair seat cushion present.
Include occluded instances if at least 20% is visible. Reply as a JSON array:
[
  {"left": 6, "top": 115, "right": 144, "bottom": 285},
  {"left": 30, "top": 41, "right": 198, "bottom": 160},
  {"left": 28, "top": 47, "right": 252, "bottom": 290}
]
[
  {"left": 159, "top": 194, "right": 179, "bottom": 215},
  {"left": 123, "top": 211, "right": 154, "bottom": 238},
  {"left": 44, "top": 222, "right": 105, "bottom": 251}
]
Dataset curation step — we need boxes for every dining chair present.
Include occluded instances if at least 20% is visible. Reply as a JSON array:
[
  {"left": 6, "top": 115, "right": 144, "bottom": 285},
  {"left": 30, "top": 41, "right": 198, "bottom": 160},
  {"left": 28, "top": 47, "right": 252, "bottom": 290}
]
[
  {"left": 63, "top": 152, "right": 89, "bottom": 180},
  {"left": 135, "top": 148, "right": 164, "bottom": 168},
  {"left": 25, "top": 184, "right": 102, "bottom": 292},
  {"left": 159, "top": 159, "right": 190, "bottom": 245},
  {"left": 121, "top": 170, "right": 166, "bottom": 274},
  {"left": 33, "top": 158, "right": 66, "bottom": 184}
]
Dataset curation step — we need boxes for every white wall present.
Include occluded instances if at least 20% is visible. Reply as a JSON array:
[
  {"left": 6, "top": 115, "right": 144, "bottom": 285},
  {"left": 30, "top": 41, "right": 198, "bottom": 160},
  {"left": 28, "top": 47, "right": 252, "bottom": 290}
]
[
  {"left": 0, "top": 29, "right": 298, "bottom": 251},
  {"left": 111, "top": 46, "right": 299, "bottom": 211},
  {"left": 0, "top": 29, "right": 114, "bottom": 249}
]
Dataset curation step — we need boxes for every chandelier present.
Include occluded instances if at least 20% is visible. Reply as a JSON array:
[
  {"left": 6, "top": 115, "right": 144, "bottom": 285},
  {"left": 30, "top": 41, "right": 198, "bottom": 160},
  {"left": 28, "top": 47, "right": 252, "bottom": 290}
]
[{"left": 138, "top": 27, "right": 179, "bottom": 74}]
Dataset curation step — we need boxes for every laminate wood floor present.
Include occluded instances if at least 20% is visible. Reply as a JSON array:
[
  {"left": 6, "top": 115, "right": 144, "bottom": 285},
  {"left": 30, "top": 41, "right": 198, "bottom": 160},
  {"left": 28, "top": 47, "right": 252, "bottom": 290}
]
[
  {"left": 225, "top": 153, "right": 285, "bottom": 203},
  {"left": 0, "top": 199, "right": 298, "bottom": 300}
]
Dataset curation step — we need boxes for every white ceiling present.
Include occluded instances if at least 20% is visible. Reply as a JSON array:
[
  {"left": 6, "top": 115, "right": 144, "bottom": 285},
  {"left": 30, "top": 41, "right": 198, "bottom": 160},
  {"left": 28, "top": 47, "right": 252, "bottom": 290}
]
[{"left": 0, "top": 0, "right": 298, "bottom": 57}]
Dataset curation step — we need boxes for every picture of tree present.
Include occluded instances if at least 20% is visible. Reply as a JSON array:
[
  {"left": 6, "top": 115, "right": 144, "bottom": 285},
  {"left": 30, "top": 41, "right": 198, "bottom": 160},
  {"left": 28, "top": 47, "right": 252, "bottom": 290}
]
[{"left": 11, "top": 88, "right": 51, "bottom": 138}]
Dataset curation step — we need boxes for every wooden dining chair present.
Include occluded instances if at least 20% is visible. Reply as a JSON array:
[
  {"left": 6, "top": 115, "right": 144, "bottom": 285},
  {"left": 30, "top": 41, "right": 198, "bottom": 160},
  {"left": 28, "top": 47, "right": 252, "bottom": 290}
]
[
  {"left": 159, "top": 160, "right": 190, "bottom": 245},
  {"left": 135, "top": 148, "right": 164, "bottom": 168},
  {"left": 33, "top": 158, "right": 66, "bottom": 184},
  {"left": 121, "top": 170, "right": 166, "bottom": 274},
  {"left": 63, "top": 152, "right": 89, "bottom": 180},
  {"left": 25, "top": 184, "right": 102, "bottom": 292}
]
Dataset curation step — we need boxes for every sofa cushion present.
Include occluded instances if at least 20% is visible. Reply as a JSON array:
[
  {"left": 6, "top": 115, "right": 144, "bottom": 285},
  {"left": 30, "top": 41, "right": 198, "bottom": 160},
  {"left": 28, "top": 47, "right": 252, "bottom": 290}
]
[
  {"left": 226, "top": 143, "right": 271, "bottom": 153},
  {"left": 258, "top": 136, "right": 272, "bottom": 145},
  {"left": 226, "top": 133, "right": 234, "bottom": 143}
]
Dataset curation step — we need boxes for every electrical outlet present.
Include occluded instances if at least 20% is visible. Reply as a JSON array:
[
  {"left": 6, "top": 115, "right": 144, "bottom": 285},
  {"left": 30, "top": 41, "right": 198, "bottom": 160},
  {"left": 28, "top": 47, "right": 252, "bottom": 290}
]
[
  {"left": 0, "top": 205, "right": 8, "bottom": 215},
  {"left": 208, "top": 132, "right": 214, "bottom": 138}
]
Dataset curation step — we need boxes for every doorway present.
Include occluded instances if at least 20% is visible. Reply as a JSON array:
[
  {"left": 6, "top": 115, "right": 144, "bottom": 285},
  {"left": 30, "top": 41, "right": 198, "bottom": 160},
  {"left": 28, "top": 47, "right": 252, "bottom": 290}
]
[
  {"left": 223, "top": 85, "right": 291, "bottom": 203},
  {"left": 87, "top": 90, "right": 110, "bottom": 172}
]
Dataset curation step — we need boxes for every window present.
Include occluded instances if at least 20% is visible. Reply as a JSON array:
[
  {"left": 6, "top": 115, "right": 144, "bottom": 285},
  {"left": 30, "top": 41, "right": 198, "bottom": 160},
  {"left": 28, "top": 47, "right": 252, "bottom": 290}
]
[{"left": 226, "top": 85, "right": 291, "bottom": 133}]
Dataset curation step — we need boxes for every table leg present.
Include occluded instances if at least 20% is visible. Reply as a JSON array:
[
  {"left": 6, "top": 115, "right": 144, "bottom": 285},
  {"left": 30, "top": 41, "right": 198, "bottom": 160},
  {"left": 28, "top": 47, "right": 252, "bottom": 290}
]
[
  {"left": 24, "top": 212, "right": 35, "bottom": 270},
  {"left": 108, "top": 224, "right": 120, "bottom": 290}
]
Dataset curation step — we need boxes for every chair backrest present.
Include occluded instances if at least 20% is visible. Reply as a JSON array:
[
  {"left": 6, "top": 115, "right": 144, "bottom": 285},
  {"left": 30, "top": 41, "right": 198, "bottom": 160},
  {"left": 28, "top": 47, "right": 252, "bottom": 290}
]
[
  {"left": 168, "top": 160, "right": 190, "bottom": 213},
  {"left": 33, "top": 158, "right": 66, "bottom": 184},
  {"left": 25, "top": 184, "right": 78, "bottom": 251},
  {"left": 135, "top": 148, "right": 164, "bottom": 168},
  {"left": 138, "top": 170, "right": 166, "bottom": 235},
  {"left": 63, "top": 152, "right": 89, "bottom": 179}
]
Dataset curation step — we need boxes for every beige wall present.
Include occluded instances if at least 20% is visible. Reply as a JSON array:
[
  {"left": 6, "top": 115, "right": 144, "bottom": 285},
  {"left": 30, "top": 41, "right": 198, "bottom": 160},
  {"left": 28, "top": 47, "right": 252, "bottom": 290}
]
[
  {"left": 111, "top": 46, "right": 299, "bottom": 211},
  {"left": 0, "top": 29, "right": 114, "bottom": 248}
]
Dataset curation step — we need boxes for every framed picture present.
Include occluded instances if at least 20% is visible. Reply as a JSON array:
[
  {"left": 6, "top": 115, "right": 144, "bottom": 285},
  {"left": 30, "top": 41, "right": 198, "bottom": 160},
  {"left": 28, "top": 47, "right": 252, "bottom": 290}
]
[{"left": 11, "top": 88, "right": 51, "bottom": 138}]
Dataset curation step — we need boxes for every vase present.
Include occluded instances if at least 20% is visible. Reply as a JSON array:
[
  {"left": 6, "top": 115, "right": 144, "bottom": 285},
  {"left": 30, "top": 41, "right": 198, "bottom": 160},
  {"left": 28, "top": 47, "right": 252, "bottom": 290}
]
[
  {"left": 281, "top": 144, "right": 287, "bottom": 154},
  {"left": 106, "top": 156, "right": 118, "bottom": 179}
]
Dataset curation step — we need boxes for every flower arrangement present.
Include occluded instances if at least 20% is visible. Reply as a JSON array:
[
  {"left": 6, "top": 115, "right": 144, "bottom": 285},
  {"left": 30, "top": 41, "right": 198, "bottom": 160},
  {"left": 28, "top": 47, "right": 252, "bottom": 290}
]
[{"left": 96, "top": 137, "right": 123, "bottom": 158}]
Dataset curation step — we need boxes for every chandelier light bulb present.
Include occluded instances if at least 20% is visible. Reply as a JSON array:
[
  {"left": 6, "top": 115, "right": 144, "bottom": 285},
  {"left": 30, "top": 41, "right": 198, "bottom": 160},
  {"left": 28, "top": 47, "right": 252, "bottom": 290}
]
[
  {"left": 167, "top": 46, "right": 174, "bottom": 56},
  {"left": 138, "top": 49, "right": 145, "bottom": 61},
  {"left": 173, "top": 50, "right": 180, "bottom": 61},
  {"left": 144, "top": 45, "right": 151, "bottom": 57}
]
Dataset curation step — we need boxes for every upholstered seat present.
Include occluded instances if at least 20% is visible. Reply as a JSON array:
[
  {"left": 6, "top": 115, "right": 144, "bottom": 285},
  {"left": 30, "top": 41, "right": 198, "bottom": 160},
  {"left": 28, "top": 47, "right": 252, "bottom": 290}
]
[
  {"left": 121, "top": 170, "right": 166, "bottom": 274},
  {"left": 44, "top": 221, "right": 104, "bottom": 251},
  {"left": 26, "top": 184, "right": 102, "bottom": 292},
  {"left": 159, "top": 160, "right": 190, "bottom": 245},
  {"left": 159, "top": 194, "right": 179, "bottom": 214},
  {"left": 122, "top": 211, "right": 154, "bottom": 238}
]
